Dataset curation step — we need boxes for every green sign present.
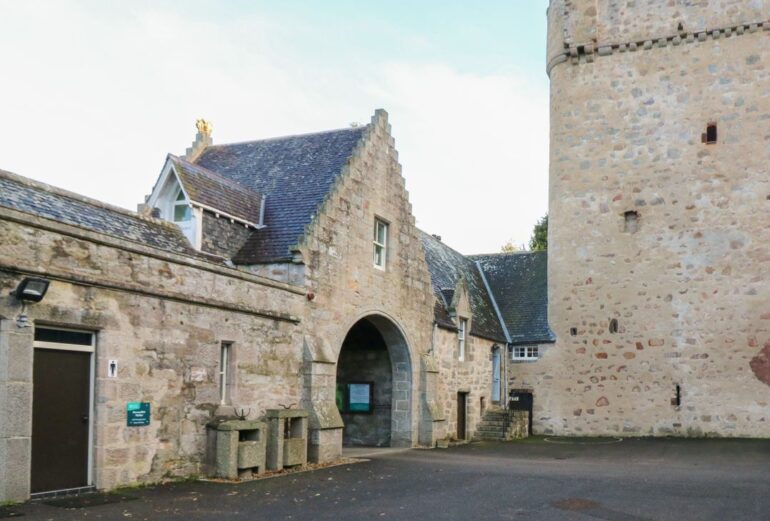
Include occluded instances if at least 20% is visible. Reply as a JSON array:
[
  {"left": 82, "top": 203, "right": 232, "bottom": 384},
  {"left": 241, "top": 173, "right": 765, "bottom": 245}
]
[
  {"left": 127, "top": 402, "right": 151, "bottom": 427},
  {"left": 348, "top": 383, "right": 372, "bottom": 413}
]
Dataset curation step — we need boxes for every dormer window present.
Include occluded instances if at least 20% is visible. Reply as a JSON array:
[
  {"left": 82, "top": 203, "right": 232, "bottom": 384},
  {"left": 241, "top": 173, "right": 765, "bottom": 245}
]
[{"left": 173, "top": 189, "right": 192, "bottom": 222}]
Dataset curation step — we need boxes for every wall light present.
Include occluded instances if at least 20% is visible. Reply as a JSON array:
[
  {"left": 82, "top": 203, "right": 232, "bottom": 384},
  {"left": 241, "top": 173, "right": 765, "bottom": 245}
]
[
  {"left": 14, "top": 277, "right": 50, "bottom": 303},
  {"left": 13, "top": 277, "right": 50, "bottom": 328}
]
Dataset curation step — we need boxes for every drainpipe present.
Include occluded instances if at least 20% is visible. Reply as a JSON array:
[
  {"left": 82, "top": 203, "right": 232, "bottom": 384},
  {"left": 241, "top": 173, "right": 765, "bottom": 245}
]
[{"left": 430, "top": 321, "right": 437, "bottom": 354}]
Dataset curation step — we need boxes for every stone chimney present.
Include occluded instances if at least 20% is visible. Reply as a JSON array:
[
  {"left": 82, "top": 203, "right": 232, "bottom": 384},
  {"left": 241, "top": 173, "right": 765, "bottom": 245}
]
[{"left": 184, "top": 118, "right": 213, "bottom": 161}]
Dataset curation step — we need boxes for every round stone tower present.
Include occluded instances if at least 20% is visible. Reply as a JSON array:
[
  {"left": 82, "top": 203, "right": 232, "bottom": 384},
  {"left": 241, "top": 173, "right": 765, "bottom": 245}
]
[{"left": 518, "top": 1, "right": 770, "bottom": 437}]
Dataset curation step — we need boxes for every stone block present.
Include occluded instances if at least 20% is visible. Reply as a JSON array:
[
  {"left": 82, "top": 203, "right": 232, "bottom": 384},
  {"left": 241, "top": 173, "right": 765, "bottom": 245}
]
[
  {"left": 2, "top": 382, "right": 31, "bottom": 438},
  {"left": 0, "top": 437, "right": 31, "bottom": 502}
]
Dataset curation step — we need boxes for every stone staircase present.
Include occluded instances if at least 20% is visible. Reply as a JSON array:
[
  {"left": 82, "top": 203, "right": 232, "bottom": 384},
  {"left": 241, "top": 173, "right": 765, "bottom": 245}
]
[{"left": 473, "top": 409, "right": 529, "bottom": 441}]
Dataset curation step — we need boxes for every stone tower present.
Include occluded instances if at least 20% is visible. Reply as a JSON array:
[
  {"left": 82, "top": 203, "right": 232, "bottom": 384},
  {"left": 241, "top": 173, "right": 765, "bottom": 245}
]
[{"left": 523, "top": 1, "right": 770, "bottom": 437}]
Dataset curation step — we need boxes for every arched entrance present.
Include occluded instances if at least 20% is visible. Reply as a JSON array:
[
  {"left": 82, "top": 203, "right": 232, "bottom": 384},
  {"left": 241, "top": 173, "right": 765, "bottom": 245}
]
[{"left": 335, "top": 315, "right": 412, "bottom": 447}]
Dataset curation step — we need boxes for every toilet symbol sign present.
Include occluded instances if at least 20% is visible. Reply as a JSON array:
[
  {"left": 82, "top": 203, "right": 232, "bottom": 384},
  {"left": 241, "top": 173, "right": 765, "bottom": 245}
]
[{"left": 107, "top": 360, "right": 118, "bottom": 378}]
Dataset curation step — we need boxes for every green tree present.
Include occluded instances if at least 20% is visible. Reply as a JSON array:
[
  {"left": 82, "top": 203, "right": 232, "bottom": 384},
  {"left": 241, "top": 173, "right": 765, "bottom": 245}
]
[
  {"left": 500, "top": 240, "right": 522, "bottom": 253},
  {"left": 528, "top": 214, "right": 548, "bottom": 251}
]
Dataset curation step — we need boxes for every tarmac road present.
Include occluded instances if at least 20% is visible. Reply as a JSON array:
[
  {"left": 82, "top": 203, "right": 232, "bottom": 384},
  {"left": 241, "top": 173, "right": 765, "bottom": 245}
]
[{"left": 6, "top": 437, "right": 770, "bottom": 521}]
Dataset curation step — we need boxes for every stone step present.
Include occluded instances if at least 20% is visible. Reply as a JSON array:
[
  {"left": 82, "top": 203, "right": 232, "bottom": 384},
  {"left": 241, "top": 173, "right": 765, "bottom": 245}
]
[{"left": 478, "top": 420, "right": 509, "bottom": 426}]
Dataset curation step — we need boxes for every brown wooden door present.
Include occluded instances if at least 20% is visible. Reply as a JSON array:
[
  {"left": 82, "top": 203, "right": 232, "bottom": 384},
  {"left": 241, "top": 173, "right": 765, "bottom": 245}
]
[
  {"left": 457, "top": 392, "right": 467, "bottom": 440},
  {"left": 31, "top": 349, "right": 91, "bottom": 493}
]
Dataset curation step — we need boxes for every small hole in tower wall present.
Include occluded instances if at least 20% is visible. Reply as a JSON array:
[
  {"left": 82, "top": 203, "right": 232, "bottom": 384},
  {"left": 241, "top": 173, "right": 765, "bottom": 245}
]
[
  {"left": 609, "top": 319, "right": 618, "bottom": 334},
  {"left": 570, "top": 327, "right": 578, "bottom": 336},
  {"left": 623, "top": 211, "right": 639, "bottom": 233},
  {"left": 703, "top": 123, "right": 717, "bottom": 144}
]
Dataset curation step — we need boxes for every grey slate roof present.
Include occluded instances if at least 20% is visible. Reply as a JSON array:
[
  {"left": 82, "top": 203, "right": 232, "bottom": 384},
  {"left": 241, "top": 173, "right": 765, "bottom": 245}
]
[
  {"left": 193, "top": 126, "right": 367, "bottom": 263},
  {"left": 169, "top": 155, "right": 263, "bottom": 225},
  {"left": 472, "top": 252, "right": 555, "bottom": 345},
  {"left": 420, "top": 231, "right": 507, "bottom": 343},
  {"left": 0, "top": 170, "right": 208, "bottom": 260}
]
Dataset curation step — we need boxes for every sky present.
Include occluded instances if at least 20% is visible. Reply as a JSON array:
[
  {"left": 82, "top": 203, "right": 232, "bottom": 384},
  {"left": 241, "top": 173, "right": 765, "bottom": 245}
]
[{"left": 0, "top": 0, "right": 550, "bottom": 254}]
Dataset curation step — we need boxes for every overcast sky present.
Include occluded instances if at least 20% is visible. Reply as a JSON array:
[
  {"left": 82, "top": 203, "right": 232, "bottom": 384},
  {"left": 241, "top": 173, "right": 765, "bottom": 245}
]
[{"left": 0, "top": 0, "right": 550, "bottom": 254}]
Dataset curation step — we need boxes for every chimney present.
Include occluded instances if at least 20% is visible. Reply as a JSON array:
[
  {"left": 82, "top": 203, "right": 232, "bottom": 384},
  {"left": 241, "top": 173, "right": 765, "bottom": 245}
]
[{"left": 184, "top": 118, "right": 213, "bottom": 161}]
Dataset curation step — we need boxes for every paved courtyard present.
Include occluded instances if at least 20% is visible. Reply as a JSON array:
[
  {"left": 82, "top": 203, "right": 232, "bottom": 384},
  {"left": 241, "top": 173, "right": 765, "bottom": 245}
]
[{"left": 5, "top": 438, "right": 769, "bottom": 521}]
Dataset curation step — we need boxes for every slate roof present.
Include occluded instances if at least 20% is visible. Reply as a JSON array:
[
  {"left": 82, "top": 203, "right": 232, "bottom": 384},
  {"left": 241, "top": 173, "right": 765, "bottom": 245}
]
[
  {"left": 419, "top": 231, "right": 507, "bottom": 343},
  {"left": 0, "top": 170, "right": 209, "bottom": 260},
  {"left": 472, "top": 252, "right": 555, "bottom": 345},
  {"left": 169, "top": 155, "right": 263, "bottom": 225},
  {"left": 193, "top": 126, "right": 367, "bottom": 263}
]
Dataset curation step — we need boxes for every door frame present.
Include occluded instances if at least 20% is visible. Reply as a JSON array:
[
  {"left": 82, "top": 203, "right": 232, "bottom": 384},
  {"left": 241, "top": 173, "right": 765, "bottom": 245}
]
[
  {"left": 32, "top": 326, "right": 96, "bottom": 492},
  {"left": 491, "top": 347, "right": 501, "bottom": 404}
]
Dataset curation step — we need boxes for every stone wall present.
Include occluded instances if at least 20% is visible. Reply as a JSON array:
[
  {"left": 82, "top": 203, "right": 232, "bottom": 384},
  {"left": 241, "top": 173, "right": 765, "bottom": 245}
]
[
  {"left": 433, "top": 326, "right": 499, "bottom": 441},
  {"left": 296, "top": 110, "right": 440, "bottom": 455},
  {"left": 201, "top": 212, "right": 251, "bottom": 259},
  {"left": 0, "top": 207, "right": 305, "bottom": 499},
  {"left": 541, "top": 6, "right": 770, "bottom": 437},
  {"left": 547, "top": 0, "right": 769, "bottom": 75},
  {"left": 337, "top": 348, "right": 392, "bottom": 446}
]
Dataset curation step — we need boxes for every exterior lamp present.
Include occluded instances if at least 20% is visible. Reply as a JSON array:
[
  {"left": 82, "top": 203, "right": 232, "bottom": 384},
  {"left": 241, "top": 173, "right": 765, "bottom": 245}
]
[
  {"left": 14, "top": 277, "right": 50, "bottom": 303},
  {"left": 12, "top": 277, "right": 50, "bottom": 328}
]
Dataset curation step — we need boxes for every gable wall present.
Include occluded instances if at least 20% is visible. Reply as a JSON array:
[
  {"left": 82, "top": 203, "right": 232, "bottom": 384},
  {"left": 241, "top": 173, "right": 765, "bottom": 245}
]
[{"left": 297, "top": 111, "right": 438, "bottom": 445}]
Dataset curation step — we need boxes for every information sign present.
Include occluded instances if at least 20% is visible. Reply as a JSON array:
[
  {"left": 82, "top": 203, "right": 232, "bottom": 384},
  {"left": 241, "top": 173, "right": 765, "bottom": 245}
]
[{"left": 127, "top": 402, "right": 151, "bottom": 427}]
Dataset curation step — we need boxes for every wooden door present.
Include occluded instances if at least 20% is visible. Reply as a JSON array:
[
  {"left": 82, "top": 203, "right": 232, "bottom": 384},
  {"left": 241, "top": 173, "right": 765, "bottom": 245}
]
[
  {"left": 457, "top": 392, "right": 468, "bottom": 440},
  {"left": 31, "top": 348, "right": 91, "bottom": 493}
]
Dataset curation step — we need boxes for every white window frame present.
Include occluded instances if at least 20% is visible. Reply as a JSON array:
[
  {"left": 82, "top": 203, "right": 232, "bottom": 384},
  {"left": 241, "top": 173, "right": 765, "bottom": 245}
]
[
  {"left": 219, "top": 342, "right": 232, "bottom": 405},
  {"left": 373, "top": 218, "right": 388, "bottom": 270},
  {"left": 458, "top": 318, "right": 467, "bottom": 361},
  {"left": 512, "top": 344, "right": 540, "bottom": 361},
  {"left": 172, "top": 187, "right": 192, "bottom": 223}
]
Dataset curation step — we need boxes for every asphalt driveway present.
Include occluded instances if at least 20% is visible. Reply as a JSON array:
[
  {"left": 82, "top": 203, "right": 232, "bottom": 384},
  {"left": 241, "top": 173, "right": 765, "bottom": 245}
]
[{"left": 5, "top": 437, "right": 769, "bottom": 521}]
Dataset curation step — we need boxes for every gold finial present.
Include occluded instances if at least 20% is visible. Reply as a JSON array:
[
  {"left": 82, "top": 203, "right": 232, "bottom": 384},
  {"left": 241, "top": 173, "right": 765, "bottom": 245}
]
[{"left": 195, "top": 118, "right": 213, "bottom": 135}]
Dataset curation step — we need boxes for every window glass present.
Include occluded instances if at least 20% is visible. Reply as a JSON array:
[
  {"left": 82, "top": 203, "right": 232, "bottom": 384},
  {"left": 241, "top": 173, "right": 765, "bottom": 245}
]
[
  {"left": 513, "top": 345, "right": 539, "bottom": 360},
  {"left": 458, "top": 319, "right": 467, "bottom": 361},
  {"left": 174, "top": 203, "right": 192, "bottom": 222},
  {"left": 219, "top": 342, "right": 232, "bottom": 404},
  {"left": 34, "top": 327, "right": 93, "bottom": 346},
  {"left": 373, "top": 219, "right": 388, "bottom": 268}
]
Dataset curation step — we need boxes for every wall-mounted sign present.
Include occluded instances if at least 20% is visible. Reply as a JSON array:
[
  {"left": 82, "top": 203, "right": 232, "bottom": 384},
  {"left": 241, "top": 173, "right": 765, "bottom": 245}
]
[
  {"left": 107, "top": 360, "right": 118, "bottom": 378},
  {"left": 347, "top": 382, "right": 373, "bottom": 413},
  {"left": 127, "top": 402, "right": 151, "bottom": 427}
]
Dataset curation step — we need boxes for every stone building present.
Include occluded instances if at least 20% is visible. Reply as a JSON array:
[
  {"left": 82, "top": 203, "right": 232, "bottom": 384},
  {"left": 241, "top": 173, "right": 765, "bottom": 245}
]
[
  {"left": 0, "top": 110, "right": 550, "bottom": 501},
  {"left": 539, "top": 1, "right": 770, "bottom": 437}
]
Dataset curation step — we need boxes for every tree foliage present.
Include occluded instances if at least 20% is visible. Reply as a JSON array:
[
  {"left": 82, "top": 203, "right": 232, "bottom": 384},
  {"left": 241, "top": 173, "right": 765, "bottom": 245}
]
[
  {"left": 528, "top": 214, "right": 548, "bottom": 251},
  {"left": 500, "top": 240, "right": 522, "bottom": 253}
]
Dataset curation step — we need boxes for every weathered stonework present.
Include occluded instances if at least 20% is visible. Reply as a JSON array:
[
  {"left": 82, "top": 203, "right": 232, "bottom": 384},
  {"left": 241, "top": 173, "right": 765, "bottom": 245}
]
[
  {"left": 0, "top": 205, "right": 304, "bottom": 499},
  {"left": 201, "top": 212, "right": 252, "bottom": 259},
  {"left": 295, "top": 111, "right": 442, "bottom": 454},
  {"left": 537, "top": 0, "right": 770, "bottom": 437}
]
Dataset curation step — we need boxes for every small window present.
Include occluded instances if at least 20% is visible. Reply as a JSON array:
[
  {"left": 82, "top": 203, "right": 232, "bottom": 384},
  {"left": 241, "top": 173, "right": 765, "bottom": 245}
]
[
  {"left": 458, "top": 318, "right": 468, "bottom": 361},
  {"left": 373, "top": 218, "right": 388, "bottom": 269},
  {"left": 570, "top": 327, "right": 578, "bottom": 336},
  {"left": 219, "top": 342, "right": 233, "bottom": 405},
  {"left": 703, "top": 123, "right": 717, "bottom": 145},
  {"left": 609, "top": 319, "right": 619, "bottom": 334},
  {"left": 512, "top": 345, "right": 539, "bottom": 361},
  {"left": 173, "top": 189, "right": 192, "bottom": 222},
  {"left": 624, "top": 211, "right": 639, "bottom": 233}
]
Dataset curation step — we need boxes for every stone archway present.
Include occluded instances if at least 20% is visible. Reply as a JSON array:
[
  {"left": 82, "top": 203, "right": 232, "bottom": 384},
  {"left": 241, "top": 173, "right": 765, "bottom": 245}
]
[{"left": 335, "top": 314, "right": 413, "bottom": 448}]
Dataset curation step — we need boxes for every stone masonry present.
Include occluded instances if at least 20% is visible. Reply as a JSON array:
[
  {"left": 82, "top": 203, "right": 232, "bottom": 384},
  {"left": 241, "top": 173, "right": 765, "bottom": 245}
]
[
  {"left": 529, "top": 0, "right": 770, "bottom": 437},
  {"left": 0, "top": 194, "right": 304, "bottom": 500}
]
